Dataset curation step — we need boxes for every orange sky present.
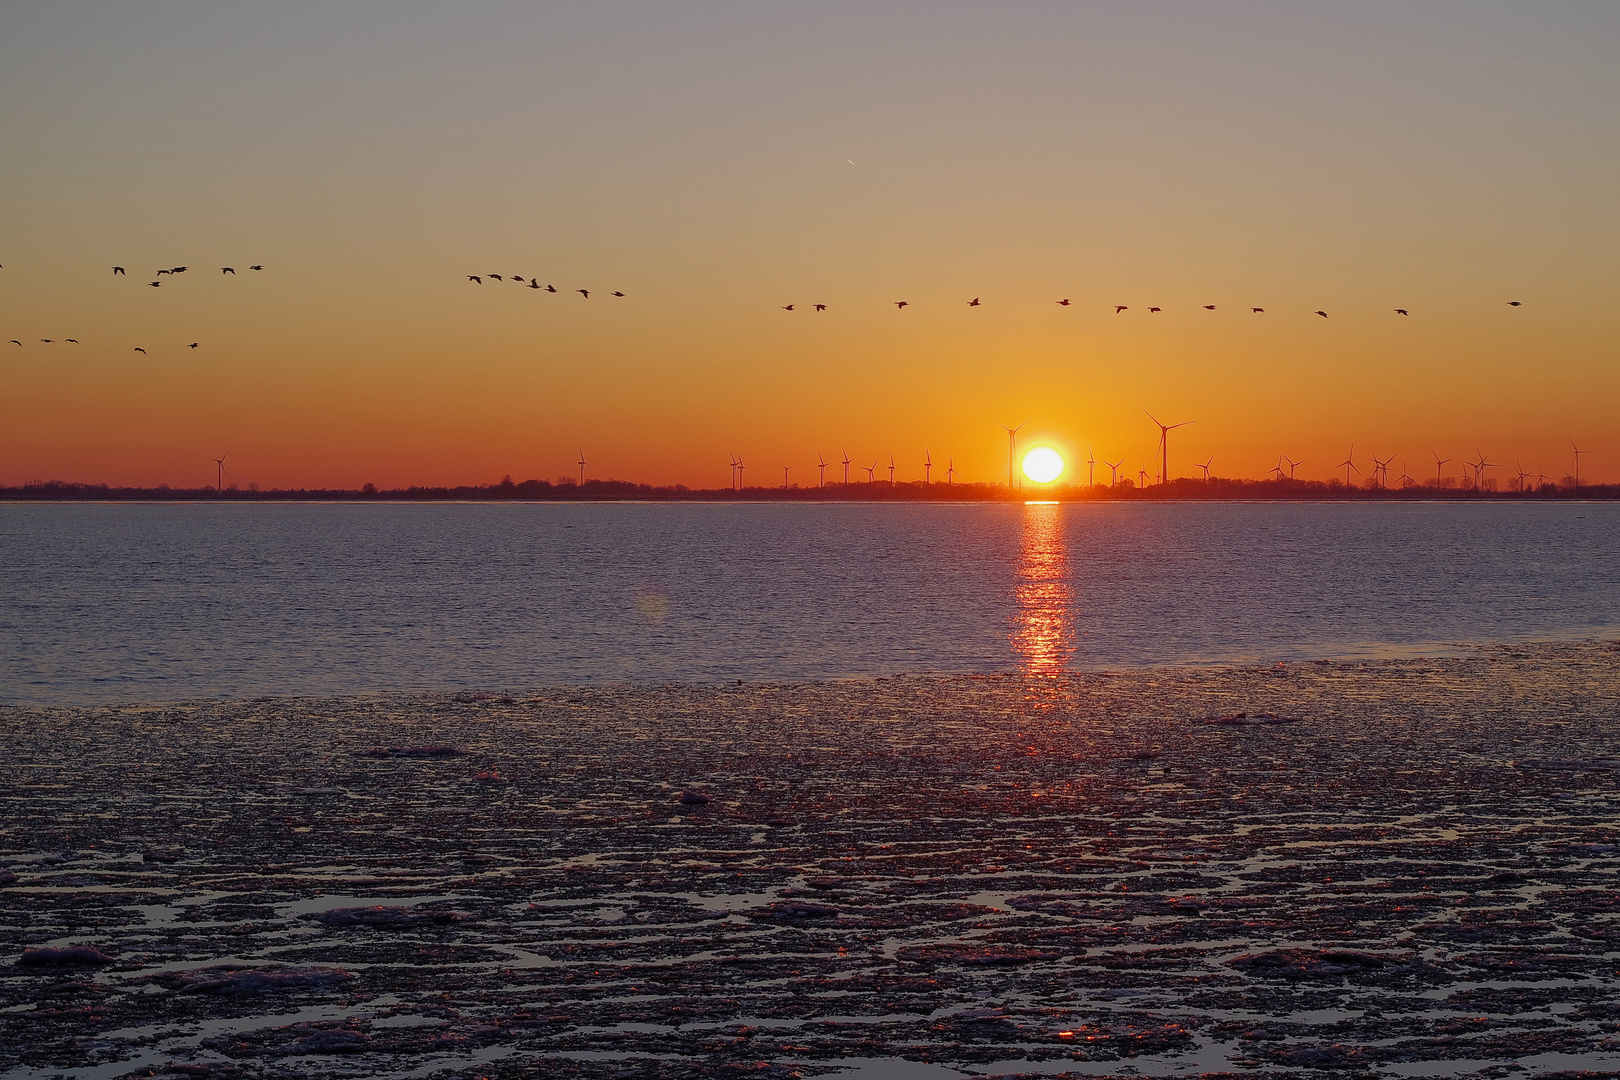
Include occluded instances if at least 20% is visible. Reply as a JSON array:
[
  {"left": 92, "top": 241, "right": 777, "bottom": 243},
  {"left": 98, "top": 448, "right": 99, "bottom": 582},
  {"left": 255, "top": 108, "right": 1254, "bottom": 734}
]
[{"left": 2, "top": 2, "right": 1616, "bottom": 489}]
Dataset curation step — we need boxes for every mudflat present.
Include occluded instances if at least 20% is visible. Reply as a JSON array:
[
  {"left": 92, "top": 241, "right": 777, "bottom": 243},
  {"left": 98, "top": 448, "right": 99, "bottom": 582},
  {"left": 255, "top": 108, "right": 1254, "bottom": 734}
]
[{"left": 4, "top": 643, "right": 1620, "bottom": 1079}]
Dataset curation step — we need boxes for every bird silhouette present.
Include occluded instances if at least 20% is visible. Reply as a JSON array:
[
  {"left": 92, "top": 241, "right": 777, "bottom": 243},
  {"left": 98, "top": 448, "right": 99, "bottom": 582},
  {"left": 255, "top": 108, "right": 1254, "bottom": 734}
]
[
  {"left": 967, "top": 297, "right": 980, "bottom": 307},
  {"left": 468, "top": 276, "right": 482, "bottom": 284},
  {"left": 8, "top": 340, "right": 19, "bottom": 346},
  {"left": 512, "top": 275, "right": 524, "bottom": 283},
  {"left": 40, "top": 339, "right": 53, "bottom": 343},
  {"left": 249, "top": 265, "right": 263, "bottom": 271},
  {"left": 545, "top": 284, "right": 556, "bottom": 293},
  {"left": 814, "top": 303, "right": 826, "bottom": 311},
  {"left": 112, "top": 266, "right": 125, "bottom": 275},
  {"left": 1251, "top": 307, "right": 1265, "bottom": 313},
  {"left": 65, "top": 339, "right": 78, "bottom": 343},
  {"left": 187, "top": 342, "right": 199, "bottom": 349},
  {"left": 1394, "top": 308, "right": 1409, "bottom": 315},
  {"left": 1148, "top": 306, "right": 1161, "bottom": 312},
  {"left": 528, "top": 280, "right": 540, "bottom": 289},
  {"left": 611, "top": 291, "right": 625, "bottom": 297},
  {"left": 578, "top": 289, "right": 590, "bottom": 298},
  {"left": 171, "top": 267, "right": 187, "bottom": 273},
  {"left": 1114, "top": 305, "right": 1128, "bottom": 313},
  {"left": 148, "top": 281, "right": 161, "bottom": 287},
  {"left": 221, "top": 267, "right": 235, "bottom": 274},
  {"left": 1507, "top": 301, "right": 1522, "bottom": 306},
  {"left": 782, "top": 304, "right": 795, "bottom": 311},
  {"left": 1315, "top": 310, "right": 1328, "bottom": 317},
  {"left": 134, "top": 347, "right": 146, "bottom": 354},
  {"left": 895, "top": 301, "right": 908, "bottom": 309},
  {"left": 156, "top": 269, "right": 171, "bottom": 276},
  {"left": 1203, "top": 305, "right": 1216, "bottom": 310},
  {"left": 489, "top": 274, "right": 502, "bottom": 281}
]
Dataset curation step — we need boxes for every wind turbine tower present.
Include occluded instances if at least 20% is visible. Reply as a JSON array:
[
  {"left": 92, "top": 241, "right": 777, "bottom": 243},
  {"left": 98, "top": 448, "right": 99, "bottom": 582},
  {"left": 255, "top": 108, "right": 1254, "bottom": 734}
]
[
  {"left": 1339, "top": 445, "right": 1359, "bottom": 487},
  {"left": 577, "top": 448, "right": 588, "bottom": 487},
  {"left": 1572, "top": 439, "right": 1588, "bottom": 489},
  {"left": 213, "top": 451, "right": 228, "bottom": 493},
  {"left": 924, "top": 452, "right": 932, "bottom": 485},
  {"left": 1086, "top": 447, "right": 1097, "bottom": 487},
  {"left": 887, "top": 454, "right": 896, "bottom": 484},
  {"left": 841, "top": 450, "right": 852, "bottom": 485},
  {"left": 1145, "top": 410, "right": 1193, "bottom": 486},
  {"left": 1432, "top": 451, "right": 1450, "bottom": 487},
  {"left": 947, "top": 456, "right": 956, "bottom": 484},
  {"left": 998, "top": 421, "right": 1027, "bottom": 489},
  {"left": 817, "top": 453, "right": 828, "bottom": 488}
]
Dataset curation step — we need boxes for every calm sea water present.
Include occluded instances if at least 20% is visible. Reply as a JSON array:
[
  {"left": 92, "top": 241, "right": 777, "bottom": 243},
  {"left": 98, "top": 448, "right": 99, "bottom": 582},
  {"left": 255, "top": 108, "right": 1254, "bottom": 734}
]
[{"left": 2, "top": 501, "right": 1616, "bottom": 705}]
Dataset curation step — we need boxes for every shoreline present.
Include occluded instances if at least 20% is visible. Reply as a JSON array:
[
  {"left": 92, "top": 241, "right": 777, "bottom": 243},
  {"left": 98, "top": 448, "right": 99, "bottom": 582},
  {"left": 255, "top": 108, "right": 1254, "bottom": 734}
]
[{"left": 4, "top": 642, "right": 1620, "bottom": 1078}]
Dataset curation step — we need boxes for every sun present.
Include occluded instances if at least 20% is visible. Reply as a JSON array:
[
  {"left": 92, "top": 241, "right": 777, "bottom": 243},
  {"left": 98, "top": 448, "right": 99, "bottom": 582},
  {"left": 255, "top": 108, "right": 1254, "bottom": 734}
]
[{"left": 1022, "top": 446, "right": 1065, "bottom": 484}]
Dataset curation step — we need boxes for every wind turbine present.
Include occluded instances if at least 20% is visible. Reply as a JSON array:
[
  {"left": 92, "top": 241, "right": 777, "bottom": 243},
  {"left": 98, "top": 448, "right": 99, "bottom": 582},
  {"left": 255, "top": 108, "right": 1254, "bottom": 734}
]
[
  {"left": 841, "top": 450, "right": 852, "bottom": 485},
  {"left": 1283, "top": 455, "right": 1302, "bottom": 480},
  {"left": 1086, "top": 447, "right": 1097, "bottom": 487},
  {"left": 1371, "top": 453, "right": 1394, "bottom": 490},
  {"left": 1463, "top": 452, "right": 1483, "bottom": 490},
  {"left": 1270, "top": 461, "right": 1287, "bottom": 481},
  {"left": 887, "top": 454, "right": 896, "bottom": 484},
  {"left": 1145, "top": 410, "right": 1193, "bottom": 486},
  {"left": 1513, "top": 460, "right": 1530, "bottom": 493},
  {"left": 1432, "top": 451, "right": 1450, "bottom": 487},
  {"left": 1475, "top": 450, "right": 1498, "bottom": 490},
  {"left": 1197, "top": 456, "right": 1213, "bottom": 481},
  {"left": 817, "top": 453, "right": 828, "bottom": 487},
  {"left": 947, "top": 456, "right": 957, "bottom": 484},
  {"left": 212, "top": 451, "right": 228, "bottom": 493},
  {"left": 577, "top": 448, "right": 588, "bottom": 486},
  {"left": 782, "top": 464, "right": 793, "bottom": 490},
  {"left": 1572, "top": 439, "right": 1588, "bottom": 489},
  {"left": 1138, "top": 467, "right": 1149, "bottom": 488},
  {"left": 1105, "top": 459, "right": 1123, "bottom": 486},
  {"left": 998, "top": 421, "right": 1028, "bottom": 489},
  {"left": 729, "top": 453, "right": 739, "bottom": 490},
  {"left": 1338, "top": 445, "right": 1359, "bottom": 487},
  {"left": 863, "top": 461, "right": 877, "bottom": 483},
  {"left": 923, "top": 452, "right": 932, "bottom": 485},
  {"left": 736, "top": 457, "right": 746, "bottom": 488}
]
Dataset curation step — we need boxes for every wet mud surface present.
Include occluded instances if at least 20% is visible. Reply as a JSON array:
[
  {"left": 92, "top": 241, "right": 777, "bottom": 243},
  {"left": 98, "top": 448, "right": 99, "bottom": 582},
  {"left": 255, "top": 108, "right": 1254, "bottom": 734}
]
[{"left": 3, "top": 642, "right": 1620, "bottom": 1080}]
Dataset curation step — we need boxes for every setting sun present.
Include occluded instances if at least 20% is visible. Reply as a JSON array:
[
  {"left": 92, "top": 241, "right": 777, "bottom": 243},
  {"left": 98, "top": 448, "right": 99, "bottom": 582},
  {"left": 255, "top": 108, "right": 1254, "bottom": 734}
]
[{"left": 1021, "top": 447, "right": 1065, "bottom": 484}]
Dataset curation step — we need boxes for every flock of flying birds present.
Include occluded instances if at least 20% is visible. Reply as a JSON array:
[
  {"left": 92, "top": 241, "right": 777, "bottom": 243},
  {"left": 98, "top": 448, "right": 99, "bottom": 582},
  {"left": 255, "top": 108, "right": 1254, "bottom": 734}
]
[
  {"left": 779, "top": 298, "right": 1528, "bottom": 315},
  {"left": 467, "top": 274, "right": 624, "bottom": 299},
  {"left": 5, "top": 264, "right": 266, "bottom": 355}
]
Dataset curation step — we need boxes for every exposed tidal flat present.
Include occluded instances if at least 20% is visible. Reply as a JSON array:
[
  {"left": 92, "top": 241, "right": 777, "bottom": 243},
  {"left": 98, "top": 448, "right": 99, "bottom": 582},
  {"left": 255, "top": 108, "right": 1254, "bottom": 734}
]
[{"left": 4, "top": 643, "right": 1620, "bottom": 1080}]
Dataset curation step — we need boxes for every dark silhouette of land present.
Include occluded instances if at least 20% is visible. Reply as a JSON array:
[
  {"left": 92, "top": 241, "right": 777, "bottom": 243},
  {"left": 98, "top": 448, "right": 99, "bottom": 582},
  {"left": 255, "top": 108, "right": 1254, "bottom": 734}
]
[{"left": 3, "top": 475, "right": 1615, "bottom": 502}]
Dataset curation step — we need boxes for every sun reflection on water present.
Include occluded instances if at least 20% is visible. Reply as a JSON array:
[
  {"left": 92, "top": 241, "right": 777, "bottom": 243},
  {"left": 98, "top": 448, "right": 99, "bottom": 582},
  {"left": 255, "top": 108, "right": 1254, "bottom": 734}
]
[{"left": 1012, "top": 501, "right": 1075, "bottom": 677}]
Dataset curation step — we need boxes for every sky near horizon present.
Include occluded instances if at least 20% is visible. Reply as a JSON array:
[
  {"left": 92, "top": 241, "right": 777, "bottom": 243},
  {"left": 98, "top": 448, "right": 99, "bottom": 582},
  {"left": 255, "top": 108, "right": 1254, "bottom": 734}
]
[{"left": 2, "top": 2, "right": 1617, "bottom": 489}]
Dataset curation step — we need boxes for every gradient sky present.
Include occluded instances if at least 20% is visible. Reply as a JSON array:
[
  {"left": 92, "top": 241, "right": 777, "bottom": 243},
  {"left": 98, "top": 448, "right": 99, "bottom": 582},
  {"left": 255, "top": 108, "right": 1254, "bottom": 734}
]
[{"left": 2, "top": 1, "right": 1617, "bottom": 489}]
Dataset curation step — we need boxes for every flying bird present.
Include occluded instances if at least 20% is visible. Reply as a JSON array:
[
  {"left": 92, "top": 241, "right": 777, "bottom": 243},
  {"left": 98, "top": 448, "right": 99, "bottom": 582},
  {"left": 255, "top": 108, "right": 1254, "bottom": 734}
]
[
  {"left": 1507, "top": 301, "right": 1522, "bottom": 306},
  {"left": 171, "top": 267, "right": 187, "bottom": 273},
  {"left": 149, "top": 281, "right": 161, "bottom": 287},
  {"left": 814, "top": 303, "right": 826, "bottom": 311},
  {"left": 1148, "top": 306, "right": 1161, "bottom": 313},
  {"left": 187, "top": 342, "right": 199, "bottom": 349},
  {"left": 1315, "top": 310, "right": 1328, "bottom": 317},
  {"left": 1203, "top": 305, "right": 1216, "bottom": 310},
  {"left": 611, "top": 291, "right": 625, "bottom": 297},
  {"left": 156, "top": 269, "right": 171, "bottom": 276},
  {"left": 468, "top": 276, "right": 482, "bottom": 284},
  {"left": 967, "top": 297, "right": 980, "bottom": 307},
  {"left": 8, "top": 340, "right": 19, "bottom": 346},
  {"left": 578, "top": 289, "right": 590, "bottom": 298},
  {"left": 1114, "top": 305, "right": 1128, "bottom": 313},
  {"left": 527, "top": 280, "right": 540, "bottom": 289},
  {"left": 1057, "top": 298, "right": 1071, "bottom": 306},
  {"left": 65, "top": 339, "right": 78, "bottom": 343},
  {"left": 1394, "top": 308, "right": 1409, "bottom": 315},
  {"left": 221, "top": 267, "right": 235, "bottom": 274},
  {"left": 489, "top": 274, "right": 502, "bottom": 281},
  {"left": 894, "top": 301, "right": 908, "bottom": 309},
  {"left": 39, "top": 339, "right": 52, "bottom": 343},
  {"left": 782, "top": 304, "right": 795, "bottom": 311},
  {"left": 512, "top": 275, "right": 525, "bottom": 283},
  {"left": 1251, "top": 307, "right": 1265, "bottom": 313},
  {"left": 134, "top": 347, "right": 146, "bottom": 354},
  {"left": 112, "top": 266, "right": 125, "bottom": 275},
  {"left": 248, "top": 265, "right": 263, "bottom": 271},
  {"left": 545, "top": 284, "right": 556, "bottom": 293}
]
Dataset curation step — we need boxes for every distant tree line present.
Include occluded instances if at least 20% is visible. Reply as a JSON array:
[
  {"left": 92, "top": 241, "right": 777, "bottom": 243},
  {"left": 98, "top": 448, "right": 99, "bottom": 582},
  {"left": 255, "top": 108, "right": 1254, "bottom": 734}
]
[{"left": 3, "top": 475, "right": 1615, "bottom": 501}]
